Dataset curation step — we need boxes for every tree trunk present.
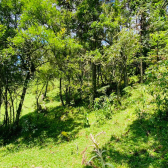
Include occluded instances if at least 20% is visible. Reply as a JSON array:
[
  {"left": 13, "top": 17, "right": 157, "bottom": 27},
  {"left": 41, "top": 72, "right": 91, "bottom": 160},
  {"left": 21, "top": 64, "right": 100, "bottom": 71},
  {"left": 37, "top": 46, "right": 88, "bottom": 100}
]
[
  {"left": 117, "top": 81, "right": 121, "bottom": 102},
  {"left": 5, "top": 81, "right": 8, "bottom": 127},
  {"left": 0, "top": 86, "right": 2, "bottom": 123},
  {"left": 65, "top": 85, "right": 70, "bottom": 106},
  {"left": 80, "top": 62, "right": 83, "bottom": 100},
  {"left": 100, "top": 66, "right": 104, "bottom": 85},
  {"left": 65, "top": 87, "right": 68, "bottom": 105},
  {"left": 97, "top": 65, "right": 100, "bottom": 87},
  {"left": 92, "top": 62, "right": 96, "bottom": 102},
  {"left": 139, "top": 12, "right": 146, "bottom": 84},
  {"left": 8, "top": 88, "right": 15, "bottom": 123},
  {"left": 36, "top": 79, "right": 39, "bottom": 110},
  {"left": 12, "top": 98, "right": 15, "bottom": 123},
  {"left": 124, "top": 64, "right": 128, "bottom": 87},
  {"left": 140, "top": 58, "right": 143, "bottom": 83},
  {"left": 44, "top": 81, "right": 48, "bottom": 98},
  {"left": 9, "top": 105, "right": 12, "bottom": 126},
  {"left": 120, "top": 49, "right": 128, "bottom": 87},
  {"left": 15, "top": 72, "right": 30, "bottom": 127},
  {"left": 60, "top": 78, "right": 65, "bottom": 106},
  {"left": 66, "top": 76, "right": 71, "bottom": 105}
]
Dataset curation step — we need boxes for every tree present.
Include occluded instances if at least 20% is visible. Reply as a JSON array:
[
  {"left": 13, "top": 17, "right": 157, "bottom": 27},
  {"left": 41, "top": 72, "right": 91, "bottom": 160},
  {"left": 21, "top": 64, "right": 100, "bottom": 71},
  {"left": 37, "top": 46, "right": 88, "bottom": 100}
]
[
  {"left": 0, "top": 0, "right": 23, "bottom": 128},
  {"left": 76, "top": 0, "right": 104, "bottom": 103},
  {"left": 7, "top": 25, "right": 49, "bottom": 127},
  {"left": 105, "top": 28, "right": 139, "bottom": 96}
]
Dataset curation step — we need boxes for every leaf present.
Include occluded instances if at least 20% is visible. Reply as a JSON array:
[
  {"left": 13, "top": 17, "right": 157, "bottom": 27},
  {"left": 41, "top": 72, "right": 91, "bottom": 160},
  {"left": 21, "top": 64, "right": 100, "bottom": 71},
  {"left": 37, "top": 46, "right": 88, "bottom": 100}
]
[{"left": 87, "top": 155, "right": 98, "bottom": 164}]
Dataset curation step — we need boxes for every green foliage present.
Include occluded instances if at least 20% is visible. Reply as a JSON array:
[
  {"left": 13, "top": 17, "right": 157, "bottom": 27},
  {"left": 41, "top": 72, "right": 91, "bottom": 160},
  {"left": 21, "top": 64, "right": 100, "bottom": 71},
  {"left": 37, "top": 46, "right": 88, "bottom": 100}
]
[
  {"left": 88, "top": 133, "right": 114, "bottom": 168},
  {"left": 145, "top": 60, "right": 168, "bottom": 119},
  {"left": 94, "top": 93, "right": 117, "bottom": 124},
  {"left": 1, "top": 0, "right": 168, "bottom": 167}
]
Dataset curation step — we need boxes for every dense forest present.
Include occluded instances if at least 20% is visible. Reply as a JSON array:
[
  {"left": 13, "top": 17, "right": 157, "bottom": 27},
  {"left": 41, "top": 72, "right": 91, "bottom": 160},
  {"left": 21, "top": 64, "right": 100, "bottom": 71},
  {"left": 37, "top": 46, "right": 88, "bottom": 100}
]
[{"left": 1, "top": 0, "right": 168, "bottom": 167}]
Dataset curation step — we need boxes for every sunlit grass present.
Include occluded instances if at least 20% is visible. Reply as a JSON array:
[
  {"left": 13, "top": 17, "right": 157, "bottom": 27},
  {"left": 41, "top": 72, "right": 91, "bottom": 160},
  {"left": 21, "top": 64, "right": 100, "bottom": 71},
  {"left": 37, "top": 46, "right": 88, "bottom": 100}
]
[{"left": 0, "top": 83, "right": 168, "bottom": 167}]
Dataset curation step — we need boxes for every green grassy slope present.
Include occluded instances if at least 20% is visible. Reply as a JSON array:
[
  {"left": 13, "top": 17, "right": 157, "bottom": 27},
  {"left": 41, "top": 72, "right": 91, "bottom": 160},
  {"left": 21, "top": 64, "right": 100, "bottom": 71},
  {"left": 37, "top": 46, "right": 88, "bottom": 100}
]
[{"left": 0, "top": 84, "right": 168, "bottom": 168}]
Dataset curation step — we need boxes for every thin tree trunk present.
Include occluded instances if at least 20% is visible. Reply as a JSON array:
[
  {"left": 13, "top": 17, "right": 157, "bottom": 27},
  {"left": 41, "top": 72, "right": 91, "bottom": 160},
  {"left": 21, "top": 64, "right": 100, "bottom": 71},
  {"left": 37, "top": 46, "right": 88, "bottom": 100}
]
[
  {"left": 140, "top": 32, "right": 143, "bottom": 84},
  {"left": 66, "top": 76, "right": 71, "bottom": 105},
  {"left": 0, "top": 86, "right": 2, "bottom": 123},
  {"left": 92, "top": 62, "right": 96, "bottom": 102},
  {"left": 12, "top": 99, "right": 15, "bottom": 123},
  {"left": 37, "top": 84, "right": 46, "bottom": 103},
  {"left": 100, "top": 66, "right": 104, "bottom": 85},
  {"left": 60, "top": 78, "right": 65, "bottom": 106},
  {"left": 80, "top": 62, "right": 83, "bottom": 100},
  {"left": 44, "top": 81, "right": 48, "bottom": 98},
  {"left": 97, "top": 65, "right": 100, "bottom": 88},
  {"left": 140, "top": 58, "right": 143, "bottom": 83},
  {"left": 9, "top": 105, "right": 12, "bottom": 126},
  {"left": 15, "top": 72, "right": 30, "bottom": 127},
  {"left": 65, "top": 87, "right": 68, "bottom": 105},
  {"left": 5, "top": 81, "right": 8, "bottom": 127},
  {"left": 124, "top": 64, "right": 128, "bottom": 87},
  {"left": 122, "top": 51, "right": 128, "bottom": 87},
  {"left": 36, "top": 79, "right": 39, "bottom": 110},
  {"left": 8, "top": 88, "right": 15, "bottom": 123},
  {"left": 140, "top": 12, "right": 146, "bottom": 84},
  {"left": 117, "top": 81, "right": 120, "bottom": 100},
  {"left": 36, "top": 83, "right": 46, "bottom": 110}
]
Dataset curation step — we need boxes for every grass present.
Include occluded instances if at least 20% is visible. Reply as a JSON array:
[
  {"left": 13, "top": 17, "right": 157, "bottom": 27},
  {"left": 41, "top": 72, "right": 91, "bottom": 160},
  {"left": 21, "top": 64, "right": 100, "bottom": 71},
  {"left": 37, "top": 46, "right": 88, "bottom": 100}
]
[{"left": 0, "top": 83, "right": 168, "bottom": 167}]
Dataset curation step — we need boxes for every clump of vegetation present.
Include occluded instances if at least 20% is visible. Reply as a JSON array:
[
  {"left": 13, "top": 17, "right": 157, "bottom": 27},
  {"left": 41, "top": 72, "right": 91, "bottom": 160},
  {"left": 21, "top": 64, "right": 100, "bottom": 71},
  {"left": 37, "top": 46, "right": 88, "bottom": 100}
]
[{"left": 82, "top": 132, "right": 114, "bottom": 168}]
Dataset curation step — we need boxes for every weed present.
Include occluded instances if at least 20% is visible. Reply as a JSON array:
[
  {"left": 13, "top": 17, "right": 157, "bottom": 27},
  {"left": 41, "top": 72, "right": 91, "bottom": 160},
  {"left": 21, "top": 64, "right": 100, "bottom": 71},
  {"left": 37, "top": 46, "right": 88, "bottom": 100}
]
[
  {"left": 94, "top": 94, "right": 115, "bottom": 125},
  {"left": 82, "top": 132, "right": 114, "bottom": 168}
]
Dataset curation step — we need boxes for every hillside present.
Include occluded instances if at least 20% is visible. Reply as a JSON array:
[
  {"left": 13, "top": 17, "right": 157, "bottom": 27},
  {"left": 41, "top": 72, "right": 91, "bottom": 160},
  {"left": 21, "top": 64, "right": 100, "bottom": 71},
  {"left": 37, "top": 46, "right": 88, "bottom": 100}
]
[{"left": 0, "top": 81, "right": 168, "bottom": 168}]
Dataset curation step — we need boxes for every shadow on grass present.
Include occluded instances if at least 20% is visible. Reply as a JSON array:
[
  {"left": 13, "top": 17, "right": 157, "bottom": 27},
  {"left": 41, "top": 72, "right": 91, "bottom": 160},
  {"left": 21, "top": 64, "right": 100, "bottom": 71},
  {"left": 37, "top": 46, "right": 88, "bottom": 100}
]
[
  {"left": 44, "top": 94, "right": 61, "bottom": 103},
  {"left": 0, "top": 104, "right": 89, "bottom": 151},
  {"left": 44, "top": 91, "right": 90, "bottom": 108},
  {"left": 85, "top": 112, "right": 168, "bottom": 168}
]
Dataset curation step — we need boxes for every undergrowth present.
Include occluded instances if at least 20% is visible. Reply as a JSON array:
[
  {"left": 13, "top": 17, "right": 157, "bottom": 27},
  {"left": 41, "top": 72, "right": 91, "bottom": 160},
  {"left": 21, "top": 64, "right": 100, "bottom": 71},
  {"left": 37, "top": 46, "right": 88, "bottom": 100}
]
[{"left": 1, "top": 79, "right": 168, "bottom": 167}]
